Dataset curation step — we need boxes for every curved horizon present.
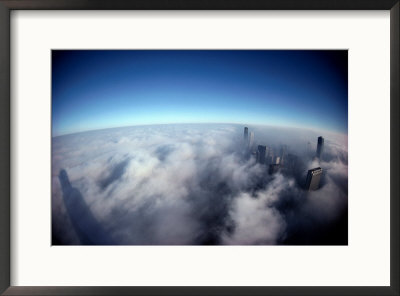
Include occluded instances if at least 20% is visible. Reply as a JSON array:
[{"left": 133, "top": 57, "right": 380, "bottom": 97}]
[
  {"left": 52, "top": 50, "right": 348, "bottom": 137},
  {"left": 52, "top": 122, "right": 348, "bottom": 144}
]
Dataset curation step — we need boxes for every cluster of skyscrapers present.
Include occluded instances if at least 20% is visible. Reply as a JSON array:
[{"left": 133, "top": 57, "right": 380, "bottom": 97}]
[
  {"left": 244, "top": 127, "right": 325, "bottom": 191},
  {"left": 244, "top": 127, "right": 285, "bottom": 166}
]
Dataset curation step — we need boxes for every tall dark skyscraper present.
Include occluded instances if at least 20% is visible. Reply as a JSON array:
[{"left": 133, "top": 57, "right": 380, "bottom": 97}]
[
  {"left": 244, "top": 127, "right": 248, "bottom": 142},
  {"left": 316, "top": 136, "right": 324, "bottom": 159},
  {"left": 257, "top": 145, "right": 267, "bottom": 164},
  {"left": 305, "top": 167, "right": 323, "bottom": 191}
]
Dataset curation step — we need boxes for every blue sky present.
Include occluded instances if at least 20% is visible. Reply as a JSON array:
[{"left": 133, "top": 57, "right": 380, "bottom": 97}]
[{"left": 52, "top": 50, "right": 348, "bottom": 136}]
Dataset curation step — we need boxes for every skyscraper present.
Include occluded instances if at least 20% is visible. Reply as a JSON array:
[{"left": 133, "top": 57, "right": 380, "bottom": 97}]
[
  {"left": 248, "top": 132, "right": 254, "bottom": 150},
  {"left": 267, "top": 149, "right": 274, "bottom": 165},
  {"left": 244, "top": 127, "right": 248, "bottom": 142},
  {"left": 257, "top": 145, "right": 267, "bottom": 164},
  {"left": 316, "top": 136, "right": 324, "bottom": 159},
  {"left": 269, "top": 164, "right": 281, "bottom": 175},
  {"left": 305, "top": 167, "right": 323, "bottom": 191}
]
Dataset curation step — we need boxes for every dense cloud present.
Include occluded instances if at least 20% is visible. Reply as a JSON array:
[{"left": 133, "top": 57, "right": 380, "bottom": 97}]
[{"left": 52, "top": 124, "right": 348, "bottom": 245}]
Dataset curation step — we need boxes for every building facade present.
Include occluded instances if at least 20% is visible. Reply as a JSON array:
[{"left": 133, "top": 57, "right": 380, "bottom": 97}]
[
  {"left": 305, "top": 167, "right": 323, "bottom": 191},
  {"left": 257, "top": 145, "right": 267, "bottom": 164}
]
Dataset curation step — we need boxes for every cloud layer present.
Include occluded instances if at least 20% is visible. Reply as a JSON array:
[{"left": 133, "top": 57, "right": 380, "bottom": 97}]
[{"left": 52, "top": 124, "right": 348, "bottom": 245}]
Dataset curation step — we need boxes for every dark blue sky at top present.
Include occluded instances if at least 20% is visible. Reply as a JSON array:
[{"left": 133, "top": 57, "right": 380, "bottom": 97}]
[{"left": 52, "top": 50, "right": 348, "bottom": 136}]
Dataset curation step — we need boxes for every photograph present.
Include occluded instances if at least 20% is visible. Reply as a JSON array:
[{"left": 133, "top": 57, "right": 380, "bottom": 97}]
[{"left": 51, "top": 50, "right": 348, "bottom": 245}]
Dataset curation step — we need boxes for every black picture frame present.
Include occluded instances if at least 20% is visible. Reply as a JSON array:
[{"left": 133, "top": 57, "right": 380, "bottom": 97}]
[{"left": 0, "top": 1, "right": 399, "bottom": 295}]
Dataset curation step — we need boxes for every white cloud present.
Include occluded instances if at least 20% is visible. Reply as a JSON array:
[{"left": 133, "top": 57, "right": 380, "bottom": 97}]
[{"left": 52, "top": 123, "right": 348, "bottom": 245}]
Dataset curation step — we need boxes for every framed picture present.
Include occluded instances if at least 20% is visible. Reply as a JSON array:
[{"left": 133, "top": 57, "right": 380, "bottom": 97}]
[{"left": 0, "top": 1, "right": 398, "bottom": 295}]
